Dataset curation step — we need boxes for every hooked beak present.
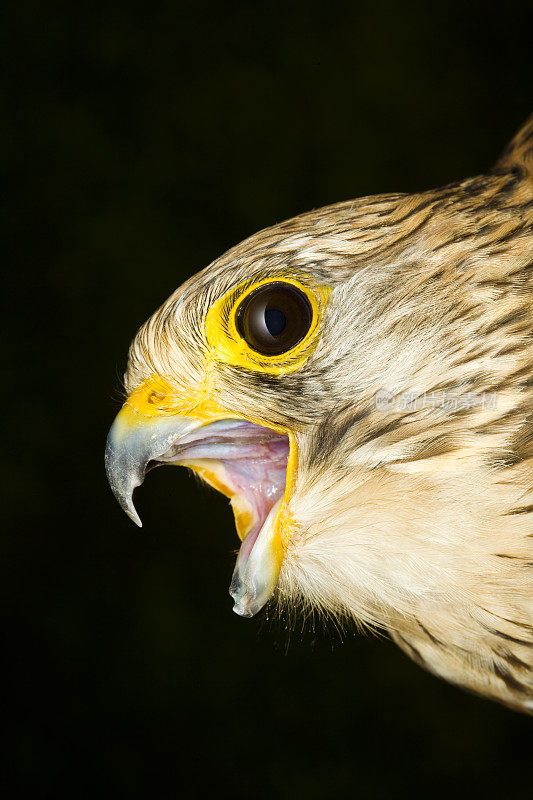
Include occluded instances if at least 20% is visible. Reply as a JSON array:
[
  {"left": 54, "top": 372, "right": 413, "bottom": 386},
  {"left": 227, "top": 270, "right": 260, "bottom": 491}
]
[
  {"left": 105, "top": 380, "right": 293, "bottom": 617},
  {"left": 105, "top": 405, "right": 201, "bottom": 528}
]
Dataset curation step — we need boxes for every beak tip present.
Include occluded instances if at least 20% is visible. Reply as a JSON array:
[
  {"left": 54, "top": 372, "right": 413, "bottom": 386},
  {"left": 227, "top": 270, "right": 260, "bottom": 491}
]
[{"left": 125, "top": 505, "right": 143, "bottom": 528}]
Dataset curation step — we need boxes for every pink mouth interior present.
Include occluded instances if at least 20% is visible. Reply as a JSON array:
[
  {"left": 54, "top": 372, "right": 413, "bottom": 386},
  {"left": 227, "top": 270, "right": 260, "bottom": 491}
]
[{"left": 156, "top": 420, "right": 290, "bottom": 565}]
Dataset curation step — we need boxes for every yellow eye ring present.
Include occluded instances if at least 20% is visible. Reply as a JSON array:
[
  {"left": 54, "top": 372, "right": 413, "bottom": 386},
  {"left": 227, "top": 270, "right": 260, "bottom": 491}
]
[{"left": 205, "top": 276, "right": 331, "bottom": 375}]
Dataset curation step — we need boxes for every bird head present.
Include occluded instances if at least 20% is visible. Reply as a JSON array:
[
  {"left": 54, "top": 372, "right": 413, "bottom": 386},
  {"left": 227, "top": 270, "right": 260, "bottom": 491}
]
[
  {"left": 106, "top": 117, "right": 533, "bottom": 712},
  {"left": 105, "top": 222, "right": 375, "bottom": 618}
]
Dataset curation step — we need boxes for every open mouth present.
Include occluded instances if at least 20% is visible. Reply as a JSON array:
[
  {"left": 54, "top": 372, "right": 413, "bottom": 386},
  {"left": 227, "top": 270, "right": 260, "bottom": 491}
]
[
  {"left": 105, "top": 413, "right": 291, "bottom": 616},
  {"left": 156, "top": 419, "right": 290, "bottom": 594}
]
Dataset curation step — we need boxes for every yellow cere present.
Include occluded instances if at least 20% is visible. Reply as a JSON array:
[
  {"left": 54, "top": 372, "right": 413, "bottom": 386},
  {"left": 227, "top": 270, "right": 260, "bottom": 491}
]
[
  {"left": 204, "top": 276, "right": 331, "bottom": 376},
  {"left": 124, "top": 377, "right": 180, "bottom": 417},
  {"left": 123, "top": 375, "right": 227, "bottom": 423}
]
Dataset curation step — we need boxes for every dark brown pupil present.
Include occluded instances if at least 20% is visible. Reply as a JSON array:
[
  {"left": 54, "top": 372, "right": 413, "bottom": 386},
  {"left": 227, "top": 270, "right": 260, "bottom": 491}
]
[{"left": 235, "top": 282, "right": 313, "bottom": 356}]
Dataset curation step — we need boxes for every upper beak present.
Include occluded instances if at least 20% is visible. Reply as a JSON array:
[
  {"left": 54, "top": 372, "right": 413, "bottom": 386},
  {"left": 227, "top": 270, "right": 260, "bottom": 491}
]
[{"left": 105, "top": 402, "right": 203, "bottom": 527}]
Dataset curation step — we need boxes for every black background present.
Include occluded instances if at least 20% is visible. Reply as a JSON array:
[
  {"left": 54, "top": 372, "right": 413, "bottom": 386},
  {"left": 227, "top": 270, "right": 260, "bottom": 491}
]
[{"left": 3, "top": 1, "right": 532, "bottom": 797}]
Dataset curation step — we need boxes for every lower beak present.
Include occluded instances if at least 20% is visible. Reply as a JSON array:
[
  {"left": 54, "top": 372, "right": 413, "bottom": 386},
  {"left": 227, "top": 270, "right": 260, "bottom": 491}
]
[{"left": 105, "top": 388, "right": 288, "bottom": 617}]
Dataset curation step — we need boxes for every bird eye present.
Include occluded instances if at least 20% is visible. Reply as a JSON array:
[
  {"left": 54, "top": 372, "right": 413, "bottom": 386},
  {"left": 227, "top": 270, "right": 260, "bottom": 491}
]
[{"left": 235, "top": 282, "right": 313, "bottom": 356}]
